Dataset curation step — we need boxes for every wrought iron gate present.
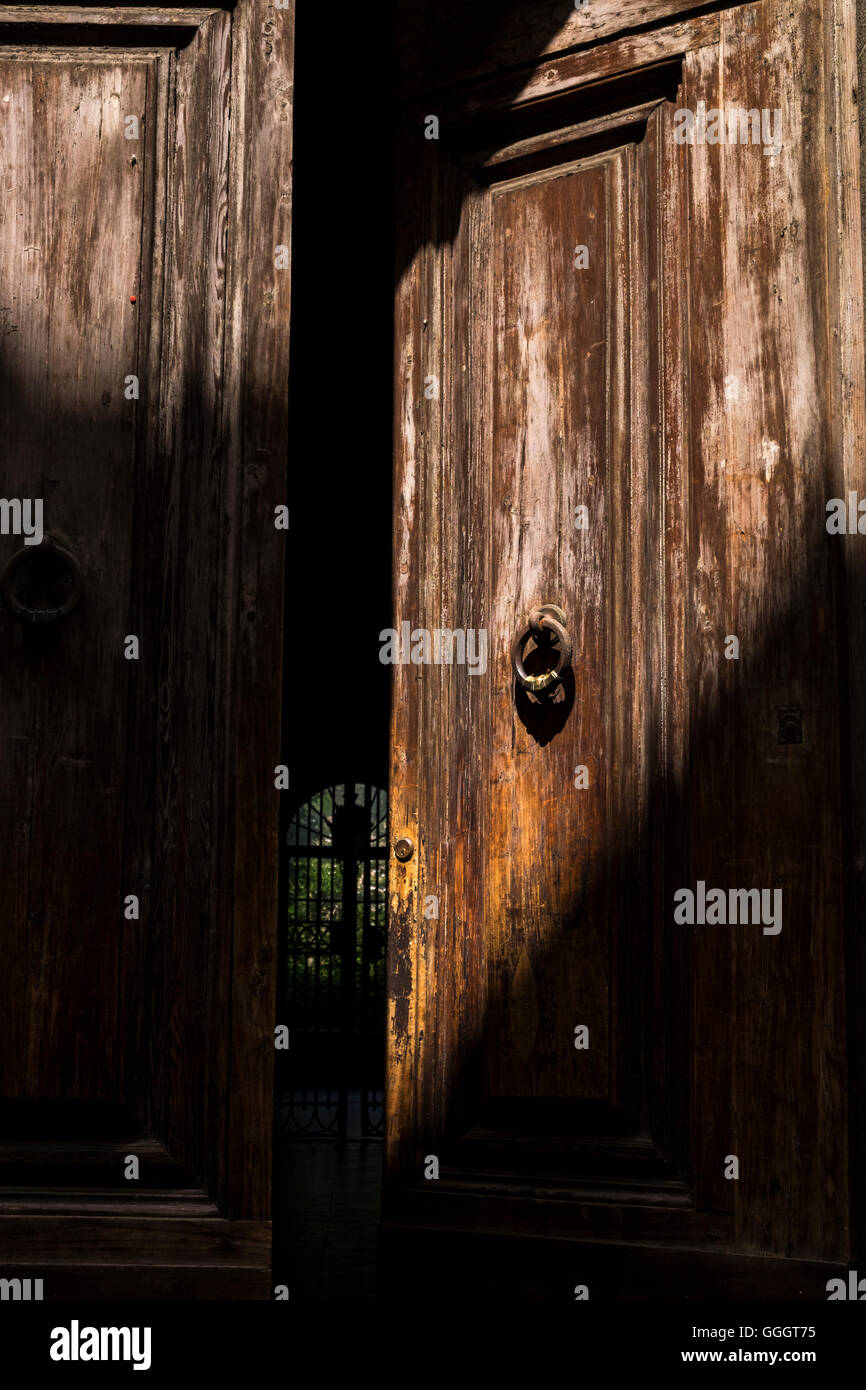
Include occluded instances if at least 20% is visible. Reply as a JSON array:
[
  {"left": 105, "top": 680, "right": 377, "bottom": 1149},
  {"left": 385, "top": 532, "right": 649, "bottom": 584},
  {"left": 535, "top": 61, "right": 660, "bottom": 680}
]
[{"left": 277, "top": 782, "right": 387, "bottom": 1137}]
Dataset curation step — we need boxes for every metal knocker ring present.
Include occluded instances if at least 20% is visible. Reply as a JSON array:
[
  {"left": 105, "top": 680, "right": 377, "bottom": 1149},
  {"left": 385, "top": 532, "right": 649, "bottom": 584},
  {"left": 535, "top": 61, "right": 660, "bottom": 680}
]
[
  {"left": 1, "top": 539, "right": 84, "bottom": 625},
  {"left": 511, "top": 604, "right": 572, "bottom": 694}
]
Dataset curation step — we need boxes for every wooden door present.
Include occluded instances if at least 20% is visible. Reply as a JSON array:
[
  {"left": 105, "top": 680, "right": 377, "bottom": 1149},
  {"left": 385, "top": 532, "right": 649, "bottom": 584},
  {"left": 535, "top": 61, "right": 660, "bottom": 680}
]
[
  {"left": 385, "top": 0, "right": 866, "bottom": 1298},
  {"left": 0, "top": 3, "right": 292, "bottom": 1298}
]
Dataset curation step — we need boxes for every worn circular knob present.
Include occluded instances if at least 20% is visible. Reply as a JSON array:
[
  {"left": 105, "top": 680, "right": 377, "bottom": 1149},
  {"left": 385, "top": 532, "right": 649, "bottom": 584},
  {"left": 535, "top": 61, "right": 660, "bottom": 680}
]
[
  {"left": 1, "top": 540, "right": 83, "bottom": 625},
  {"left": 512, "top": 604, "right": 572, "bottom": 693},
  {"left": 393, "top": 836, "right": 414, "bottom": 862}
]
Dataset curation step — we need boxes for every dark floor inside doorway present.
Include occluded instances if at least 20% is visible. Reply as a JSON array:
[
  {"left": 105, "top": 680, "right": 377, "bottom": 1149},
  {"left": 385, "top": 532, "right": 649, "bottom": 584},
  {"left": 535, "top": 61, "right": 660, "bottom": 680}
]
[{"left": 273, "top": 1134, "right": 382, "bottom": 1300}]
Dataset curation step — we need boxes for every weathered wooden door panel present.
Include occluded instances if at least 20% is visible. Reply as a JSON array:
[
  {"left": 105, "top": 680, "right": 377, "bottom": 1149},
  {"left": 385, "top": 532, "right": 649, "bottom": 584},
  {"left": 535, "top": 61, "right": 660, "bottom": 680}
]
[
  {"left": 0, "top": 53, "right": 152, "bottom": 1100},
  {"left": 0, "top": 3, "right": 292, "bottom": 1298},
  {"left": 386, "top": 0, "right": 864, "bottom": 1296},
  {"left": 485, "top": 132, "right": 665, "bottom": 1129}
]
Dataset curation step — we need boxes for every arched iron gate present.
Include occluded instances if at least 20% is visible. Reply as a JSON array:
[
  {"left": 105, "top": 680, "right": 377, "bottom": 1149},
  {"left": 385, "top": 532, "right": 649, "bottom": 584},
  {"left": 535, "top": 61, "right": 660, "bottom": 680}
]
[{"left": 277, "top": 782, "right": 387, "bottom": 1137}]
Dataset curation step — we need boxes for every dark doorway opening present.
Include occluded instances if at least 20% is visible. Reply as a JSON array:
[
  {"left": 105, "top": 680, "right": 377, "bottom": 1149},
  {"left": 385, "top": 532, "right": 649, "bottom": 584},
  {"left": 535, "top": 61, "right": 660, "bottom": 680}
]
[
  {"left": 277, "top": 782, "right": 388, "bottom": 1140},
  {"left": 272, "top": 0, "right": 394, "bottom": 1300}
]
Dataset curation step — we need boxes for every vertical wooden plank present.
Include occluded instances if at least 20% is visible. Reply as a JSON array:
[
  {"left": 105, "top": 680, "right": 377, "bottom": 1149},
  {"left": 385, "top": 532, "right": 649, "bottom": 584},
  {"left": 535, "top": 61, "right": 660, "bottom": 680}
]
[
  {"left": 198, "top": 7, "right": 235, "bottom": 1215},
  {"left": 221, "top": 0, "right": 294, "bottom": 1221},
  {"left": 118, "top": 46, "right": 171, "bottom": 1139},
  {"left": 387, "top": 119, "right": 441, "bottom": 1181},
  {"left": 828, "top": 0, "right": 866, "bottom": 1268},
  {"left": 713, "top": 0, "right": 848, "bottom": 1260},
  {"left": 646, "top": 94, "right": 695, "bottom": 1181},
  {"left": 486, "top": 157, "right": 617, "bottom": 1103},
  {"left": 680, "top": 38, "right": 735, "bottom": 1217},
  {"left": 452, "top": 177, "right": 491, "bottom": 1145},
  {"left": 147, "top": 7, "right": 232, "bottom": 1191},
  {"left": 436, "top": 154, "right": 492, "bottom": 1152}
]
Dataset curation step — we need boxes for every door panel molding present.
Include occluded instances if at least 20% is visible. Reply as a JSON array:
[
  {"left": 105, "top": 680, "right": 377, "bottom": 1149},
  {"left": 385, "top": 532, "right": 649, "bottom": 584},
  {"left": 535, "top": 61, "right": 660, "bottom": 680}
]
[
  {"left": 396, "top": 0, "right": 758, "bottom": 101},
  {"left": 391, "top": 50, "right": 691, "bottom": 1201}
]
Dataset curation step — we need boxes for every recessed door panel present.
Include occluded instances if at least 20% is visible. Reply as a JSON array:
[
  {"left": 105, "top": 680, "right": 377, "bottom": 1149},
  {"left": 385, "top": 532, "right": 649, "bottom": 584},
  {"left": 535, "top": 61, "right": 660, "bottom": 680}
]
[
  {"left": 0, "top": 54, "right": 153, "bottom": 1101},
  {"left": 486, "top": 149, "right": 642, "bottom": 1108}
]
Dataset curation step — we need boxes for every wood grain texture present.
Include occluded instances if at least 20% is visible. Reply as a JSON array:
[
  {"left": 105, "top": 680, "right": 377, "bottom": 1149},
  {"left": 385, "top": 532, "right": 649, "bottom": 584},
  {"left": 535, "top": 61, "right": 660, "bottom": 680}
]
[
  {"left": 0, "top": 7, "right": 221, "bottom": 26},
  {"left": 830, "top": 0, "right": 866, "bottom": 1270},
  {"left": 679, "top": 36, "right": 734, "bottom": 1218},
  {"left": 220, "top": 0, "right": 293, "bottom": 1220},
  {"left": 144, "top": 2, "right": 232, "bottom": 1201},
  {"left": 390, "top": 85, "right": 688, "bottom": 1196},
  {"left": 486, "top": 150, "right": 632, "bottom": 1104},
  {"left": 117, "top": 39, "right": 171, "bottom": 1167},
  {"left": 685, "top": 0, "right": 848, "bottom": 1261},
  {"left": 0, "top": 55, "right": 151, "bottom": 1099}
]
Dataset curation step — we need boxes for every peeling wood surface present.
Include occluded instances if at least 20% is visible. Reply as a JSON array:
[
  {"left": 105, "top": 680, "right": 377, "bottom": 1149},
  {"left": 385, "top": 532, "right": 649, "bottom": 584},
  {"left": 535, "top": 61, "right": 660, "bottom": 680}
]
[
  {"left": 0, "top": 7, "right": 222, "bottom": 26},
  {"left": 485, "top": 151, "right": 632, "bottom": 1103},
  {"left": 830, "top": 0, "right": 866, "bottom": 1273}
]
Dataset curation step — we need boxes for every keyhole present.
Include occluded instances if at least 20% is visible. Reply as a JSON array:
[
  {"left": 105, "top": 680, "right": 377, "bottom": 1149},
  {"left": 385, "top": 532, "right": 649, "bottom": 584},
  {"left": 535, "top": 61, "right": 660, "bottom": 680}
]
[{"left": 11, "top": 550, "right": 76, "bottom": 614}]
